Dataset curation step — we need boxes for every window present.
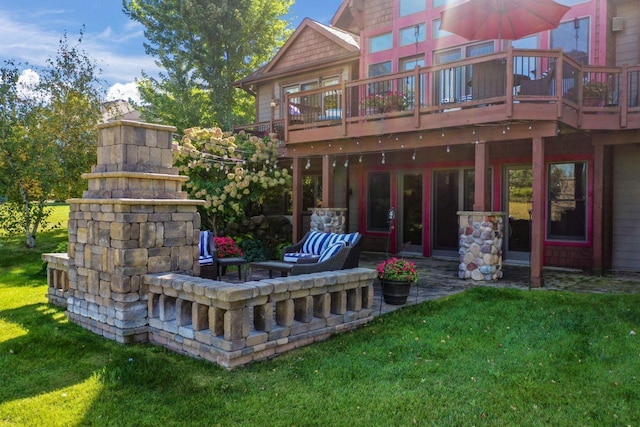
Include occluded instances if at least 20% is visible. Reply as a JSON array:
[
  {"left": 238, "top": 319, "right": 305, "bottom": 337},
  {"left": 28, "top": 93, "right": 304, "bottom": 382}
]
[
  {"left": 551, "top": 18, "right": 589, "bottom": 64},
  {"left": 400, "top": 23, "right": 426, "bottom": 46},
  {"left": 368, "top": 61, "right": 392, "bottom": 77},
  {"left": 369, "top": 32, "right": 393, "bottom": 53},
  {"left": 432, "top": 19, "right": 452, "bottom": 39},
  {"left": 400, "top": 0, "right": 425, "bottom": 17},
  {"left": 400, "top": 55, "right": 425, "bottom": 107},
  {"left": 432, "top": 0, "right": 449, "bottom": 7},
  {"left": 368, "top": 172, "right": 391, "bottom": 232},
  {"left": 547, "top": 162, "right": 587, "bottom": 241}
]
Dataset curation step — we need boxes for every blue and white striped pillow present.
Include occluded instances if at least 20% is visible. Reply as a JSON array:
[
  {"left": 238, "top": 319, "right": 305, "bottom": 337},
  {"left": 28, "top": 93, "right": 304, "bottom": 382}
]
[
  {"left": 301, "top": 231, "right": 331, "bottom": 255},
  {"left": 198, "top": 230, "right": 214, "bottom": 265},
  {"left": 318, "top": 241, "right": 345, "bottom": 263},
  {"left": 327, "top": 232, "right": 359, "bottom": 247}
]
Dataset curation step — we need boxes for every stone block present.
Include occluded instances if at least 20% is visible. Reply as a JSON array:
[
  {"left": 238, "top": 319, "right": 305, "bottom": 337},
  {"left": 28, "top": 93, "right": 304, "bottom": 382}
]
[{"left": 275, "top": 299, "right": 294, "bottom": 327}]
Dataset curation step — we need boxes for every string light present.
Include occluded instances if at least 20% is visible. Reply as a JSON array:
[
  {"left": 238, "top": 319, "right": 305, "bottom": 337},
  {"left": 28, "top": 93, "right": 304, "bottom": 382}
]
[
  {"left": 419, "top": 133, "right": 423, "bottom": 140},
  {"left": 412, "top": 149, "right": 416, "bottom": 160},
  {"left": 332, "top": 158, "right": 337, "bottom": 168},
  {"left": 446, "top": 145, "right": 450, "bottom": 153},
  {"left": 305, "top": 158, "right": 311, "bottom": 170},
  {"left": 344, "top": 157, "right": 349, "bottom": 168},
  {"left": 381, "top": 151, "right": 386, "bottom": 164},
  {"left": 359, "top": 154, "right": 363, "bottom": 163}
]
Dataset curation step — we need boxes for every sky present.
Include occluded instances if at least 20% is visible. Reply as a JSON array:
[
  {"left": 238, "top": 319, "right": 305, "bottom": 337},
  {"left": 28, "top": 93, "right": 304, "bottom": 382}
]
[{"left": 0, "top": 0, "right": 343, "bottom": 103}]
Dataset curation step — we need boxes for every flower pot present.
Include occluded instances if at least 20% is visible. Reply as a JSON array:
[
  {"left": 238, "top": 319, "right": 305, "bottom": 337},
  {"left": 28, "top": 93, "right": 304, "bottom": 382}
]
[{"left": 380, "top": 279, "right": 412, "bottom": 305}]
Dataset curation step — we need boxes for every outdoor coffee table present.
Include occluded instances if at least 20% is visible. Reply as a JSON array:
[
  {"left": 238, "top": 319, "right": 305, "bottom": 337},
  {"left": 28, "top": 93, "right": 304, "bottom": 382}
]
[{"left": 249, "top": 260, "right": 294, "bottom": 279}]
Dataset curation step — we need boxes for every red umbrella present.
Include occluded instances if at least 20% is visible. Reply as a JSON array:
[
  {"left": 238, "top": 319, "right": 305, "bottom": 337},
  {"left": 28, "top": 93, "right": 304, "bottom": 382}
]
[{"left": 440, "top": 0, "right": 570, "bottom": 43}]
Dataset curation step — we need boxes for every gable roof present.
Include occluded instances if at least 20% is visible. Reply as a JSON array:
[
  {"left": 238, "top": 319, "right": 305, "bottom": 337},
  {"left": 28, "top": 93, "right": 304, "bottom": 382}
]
[
  {"left": 263, "top": 18, "right": 359, "bottom": 74},
  {"left": 235, "top": 18, "right": 359, "bottom": 88}
]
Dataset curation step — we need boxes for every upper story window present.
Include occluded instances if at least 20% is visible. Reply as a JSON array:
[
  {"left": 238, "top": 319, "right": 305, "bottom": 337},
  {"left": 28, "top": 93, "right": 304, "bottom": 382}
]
[
  {"left": 551, "top": 17, "right": 589, "bottom": 64},
  {"left": 400, "top": 23, "right": 426, "bottom": 46},
  {"left": 369, "top": 32, "right": 393, "bottom": 53},
  {"left": 368, "top": 61, "right": 393, "bottom": 77},
  {"left": 399, "top": 0, "right": 425, "bottom": 17},
  {"left": 556, "top": 0, "right": 589, "bottom": 4},
  {"left": 432, "top": 19, "right": 452, "bottom": 39},
  {"left": 433, "top": 0, "right": 450, "bottom": 7}
]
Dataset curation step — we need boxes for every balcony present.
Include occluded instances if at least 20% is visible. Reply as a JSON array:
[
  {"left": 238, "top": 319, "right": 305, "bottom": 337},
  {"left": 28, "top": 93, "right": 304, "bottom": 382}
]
[{"left": 236, "top": 48, "right": 640, "bottom": 149}]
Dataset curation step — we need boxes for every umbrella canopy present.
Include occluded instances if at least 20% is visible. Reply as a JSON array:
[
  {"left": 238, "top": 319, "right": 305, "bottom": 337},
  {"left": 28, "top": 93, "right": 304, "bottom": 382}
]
[{"left": 440, "top": 0, "right": 571, "bottom": 42}]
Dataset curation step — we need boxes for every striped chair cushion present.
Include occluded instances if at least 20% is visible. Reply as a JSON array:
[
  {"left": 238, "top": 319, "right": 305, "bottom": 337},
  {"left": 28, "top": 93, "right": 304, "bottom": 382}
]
[
  {"left": 198, "top": 230, "right": 214, "bottom": 265},
  {"left": 301, "top": 231, "right": 332, "bottom": 255},
  {"left": 326, "top": 232, "right": 359, "bottom": 247},
  {"left": 283, "top": 252, "right": 319, "bottom": 263},
  {"left": 318, "top": 241, "right": 346, "bottom": 263}
]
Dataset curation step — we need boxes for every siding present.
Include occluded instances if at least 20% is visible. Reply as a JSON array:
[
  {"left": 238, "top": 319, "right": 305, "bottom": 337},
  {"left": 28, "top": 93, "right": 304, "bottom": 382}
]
[
  {"left": 614, "top": 2, "right": 640, "bottom": 66},
  {"left": 611, "top": 144, "right": 640, "bottom": 271},
  {"left": 271, "top": 27, "right": 353, "bottom": 72},
  {"left": 362, "top": 0, "right": 393, "bottom": 31}
]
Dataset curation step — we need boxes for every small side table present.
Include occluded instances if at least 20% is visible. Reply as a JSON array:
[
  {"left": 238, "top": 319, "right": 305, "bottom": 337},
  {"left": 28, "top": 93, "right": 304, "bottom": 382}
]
[{"left": 249, "top": 261, "right": 294, "bottom": 279}]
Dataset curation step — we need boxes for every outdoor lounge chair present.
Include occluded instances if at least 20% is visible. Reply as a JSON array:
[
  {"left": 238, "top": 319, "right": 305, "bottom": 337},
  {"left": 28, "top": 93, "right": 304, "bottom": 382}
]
[
  {"left": 198, "top": 230, "right": 246, "bottom": 281},
  {"left": 520, "top": 66, "right": 556, "bottom": 96},
  {"left": 283, "top": 231, "right": 363, "bottom": 269}
]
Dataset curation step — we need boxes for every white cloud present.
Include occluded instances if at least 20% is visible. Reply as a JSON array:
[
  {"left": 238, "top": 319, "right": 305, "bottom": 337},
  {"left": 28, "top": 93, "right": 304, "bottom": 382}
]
[
  {"left": 17, "top": 69, "right": 43, "bottom": 100},
  {"left": 0, "top": 7, "right": 160, "bottom": 93},
  {"left": 106, "top": 82, "right": 141, "bottom": 104}
]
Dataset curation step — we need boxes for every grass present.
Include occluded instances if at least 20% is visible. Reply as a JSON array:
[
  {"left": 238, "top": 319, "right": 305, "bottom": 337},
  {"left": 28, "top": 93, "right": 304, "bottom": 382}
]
[{"left": 1, "top": 213, "right": 640, "bottom": 425}]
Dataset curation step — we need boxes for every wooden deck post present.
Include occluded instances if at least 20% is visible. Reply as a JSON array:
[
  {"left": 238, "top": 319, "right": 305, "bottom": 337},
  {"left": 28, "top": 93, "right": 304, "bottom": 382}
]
[
  {"left": 322, "top": 154, "right": 334, "bottom": 208},
  {"left": 473, "top": 142, "right": 491, "bottom": 212},
  {"left": 530, "top": 136, "right": 545, "bottom": 287},
  {"left": 292, "top": 157, "right": 304, "bottom": 244}
]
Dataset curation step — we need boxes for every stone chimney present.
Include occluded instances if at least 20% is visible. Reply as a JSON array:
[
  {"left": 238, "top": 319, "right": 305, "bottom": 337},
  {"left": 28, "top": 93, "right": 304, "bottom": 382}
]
[{"left": 65, "top": 121, "right": 204, "bottom": 343}]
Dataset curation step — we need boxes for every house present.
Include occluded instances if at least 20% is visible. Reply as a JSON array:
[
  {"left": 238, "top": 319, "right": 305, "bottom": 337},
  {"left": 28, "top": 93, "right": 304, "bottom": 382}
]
[{"left": 235, "top": 0, "right": 640, "bottom": 285}]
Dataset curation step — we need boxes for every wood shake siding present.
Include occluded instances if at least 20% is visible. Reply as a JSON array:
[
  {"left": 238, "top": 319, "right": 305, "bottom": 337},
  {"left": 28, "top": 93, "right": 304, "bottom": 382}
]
[
  {"left": 614, "top": 2, "right": 640, "bottom": 66},
  {"left": 363, "top": 0, "right": 393, "bottom": 30},
  {"left": 271, "top": 28, "right": 352, "bottom": 71}
]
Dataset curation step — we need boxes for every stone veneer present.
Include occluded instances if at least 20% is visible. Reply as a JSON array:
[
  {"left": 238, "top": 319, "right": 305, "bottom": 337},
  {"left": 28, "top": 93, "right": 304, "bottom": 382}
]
[
  {"left": 309, "top": 208, "right": 347, "bottom": 233},
  {"left": 64, "top": 120, "right": 204, "bottom": 343},
  {"left": 457, "top": 211, "right": 505, "bottom": 281}
]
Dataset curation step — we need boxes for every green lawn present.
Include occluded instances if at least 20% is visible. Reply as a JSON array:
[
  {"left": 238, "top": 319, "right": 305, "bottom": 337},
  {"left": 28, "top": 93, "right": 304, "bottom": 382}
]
[{"left": 1, "top": 214, "right": 639, "bottom": 426}]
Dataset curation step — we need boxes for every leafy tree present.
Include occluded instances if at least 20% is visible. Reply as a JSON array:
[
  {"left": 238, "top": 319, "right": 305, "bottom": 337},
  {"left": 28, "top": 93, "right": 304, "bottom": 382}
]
[
  {"left": 174, "top": 127, "right": 291, "bottom": 235},
  {"left": 123, "top": 0, "right": 293, "bottom": 132},
  {"left": 0, "top": 31, "right": 104, "bottom": 247}
]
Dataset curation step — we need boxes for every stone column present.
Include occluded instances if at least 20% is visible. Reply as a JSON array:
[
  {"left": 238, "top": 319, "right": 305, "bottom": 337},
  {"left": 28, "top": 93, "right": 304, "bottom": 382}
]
[
  {"left": 66, "top": 120, "right": 204, "bottom": 343},
  {"left": 457, "top": 211, "right": 505, "bottom": 281},
  {"left": 309, "top": 208, "right": 347, "bottom": 234}
]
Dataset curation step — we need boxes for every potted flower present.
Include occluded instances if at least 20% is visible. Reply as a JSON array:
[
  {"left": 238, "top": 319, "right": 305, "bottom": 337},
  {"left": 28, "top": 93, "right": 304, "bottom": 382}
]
[
  {"left": 381, "top": 91, "right": 409, "bottom": 112},
  {"left": 377, "top": 257, "right": 418, "bottom": 305},
  {"left": 360, "top": 93, "right": 386, "bottom": 114},
  {"left": 582, "top": 81, "right": 608, "bottom": 107}
]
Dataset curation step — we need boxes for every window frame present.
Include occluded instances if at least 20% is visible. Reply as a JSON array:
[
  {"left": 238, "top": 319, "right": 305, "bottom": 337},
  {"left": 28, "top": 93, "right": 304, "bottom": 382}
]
[
  {"left": 546, "top": 161, "right": 588, "bottom": 242},
  {"left": 399, "top": 0, "right": 426, "bottom": 17},
  {"left": 369, "top": 32, "right": 393, "bottom": 54},
  {"left": 400, "top": 23, "right": 426, "bottom": 47}
]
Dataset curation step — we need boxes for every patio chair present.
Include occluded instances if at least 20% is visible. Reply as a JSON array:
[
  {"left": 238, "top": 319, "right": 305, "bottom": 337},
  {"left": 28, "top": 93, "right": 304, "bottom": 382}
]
[
  {"left": 283, "top": 231, "right": 363, "bottom": 268},
  {"left": 289, "top": 244, "right": 352, "bottom": 275},
  {"left": 520, "top": 66, "right": 556, "bottom": 96},
  {"left": 198, "top": 230, "right": 246, "bottom": 281}
]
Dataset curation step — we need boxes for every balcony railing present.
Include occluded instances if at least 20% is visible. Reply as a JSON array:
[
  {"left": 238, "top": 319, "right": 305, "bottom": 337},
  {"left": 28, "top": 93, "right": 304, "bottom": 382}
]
[{"left": 236, "top": 48, "right": 640, "bottom": 144}]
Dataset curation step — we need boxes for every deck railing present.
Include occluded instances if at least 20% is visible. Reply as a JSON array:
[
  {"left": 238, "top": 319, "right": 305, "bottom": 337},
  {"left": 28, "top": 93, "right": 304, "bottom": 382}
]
[{"left": 236, "top": 49, "right": 640, "bottom": 142}]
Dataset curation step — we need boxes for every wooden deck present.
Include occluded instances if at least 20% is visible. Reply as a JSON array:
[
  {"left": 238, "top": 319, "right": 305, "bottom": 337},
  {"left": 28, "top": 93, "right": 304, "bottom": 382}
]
[{"left": 236, "top": 48, "right": 640, "bottom": 156}]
